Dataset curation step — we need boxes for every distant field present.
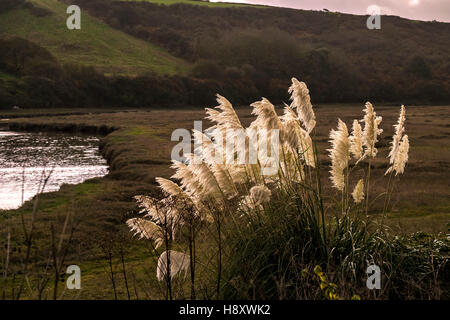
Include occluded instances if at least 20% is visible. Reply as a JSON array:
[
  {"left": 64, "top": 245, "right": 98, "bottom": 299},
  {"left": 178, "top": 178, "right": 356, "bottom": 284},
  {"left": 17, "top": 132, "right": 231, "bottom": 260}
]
[
  {"left": 0, "top": 108, "right": 135, "bottom": 118},
  {"left": 0, "top": 0, "right": 189, "bottom": 75}
]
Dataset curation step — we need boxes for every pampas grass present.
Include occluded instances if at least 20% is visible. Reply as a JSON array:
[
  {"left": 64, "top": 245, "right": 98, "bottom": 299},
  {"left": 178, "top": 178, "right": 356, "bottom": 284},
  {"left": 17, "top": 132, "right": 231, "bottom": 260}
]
[
  {"left": 386, "top": 106, "right": 408, "bottom": 175},
  {"left": 123, "top": 78, "right": 446, "bottom": 301},
  {"left": 351, "top": 179, "right": 365, "bottom": 204},
  {"left": 350, "top": 120, "right": 364, "bottom": 161},
  {"left": 386, "top": 135, "right": 409, "bottom": 176},
  {"left": 281, "top": 105, "right": 315, "bottom": 167},
  {"left": 156, "top": 250, "right": 190, "bottom": 282},
  {"left": 388, "top": 105, "right": 406, "bottom": 164},
  {"left": 288, "top": 78, "right": 316, "bottom": 133},
  {"left": 328, "top": 119, "right": 350, "bottom": 192},
  {"left": 362, "top": 102, "right": 383, "bottom": 159},
  {"left": 239, "top": 185, "right": 272, "bottom": 211}
]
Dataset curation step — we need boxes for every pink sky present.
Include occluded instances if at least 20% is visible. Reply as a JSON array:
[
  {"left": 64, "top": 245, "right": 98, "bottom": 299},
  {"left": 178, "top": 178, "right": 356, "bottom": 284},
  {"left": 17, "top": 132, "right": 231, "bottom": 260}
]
[{"left": 211, "top": 0, "right": 450, "bottom": 22}]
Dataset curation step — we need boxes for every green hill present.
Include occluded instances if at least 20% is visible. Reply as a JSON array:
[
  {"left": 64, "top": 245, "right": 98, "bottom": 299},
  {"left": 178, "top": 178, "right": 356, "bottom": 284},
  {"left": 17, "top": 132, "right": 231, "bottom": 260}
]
[
  {"left": 80, "top": 0, "right": 449, "bottom": 103},
  {"left": 1, "top": 0, "right": 449, "bottom": 108},
  {"left": 0, "top": 0, "right": 189, "bottom": 75},
  {"left": 120, "top": 0, "right": 252, "bottom": 7}
]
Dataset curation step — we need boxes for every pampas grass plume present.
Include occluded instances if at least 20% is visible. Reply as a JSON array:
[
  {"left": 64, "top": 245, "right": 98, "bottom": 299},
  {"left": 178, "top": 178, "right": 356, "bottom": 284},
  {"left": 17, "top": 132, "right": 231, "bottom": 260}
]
[
  {"left": 328, "top": 119, "right": 350, "bottom": 191},
  {"left": 156, "top": 250, "right": 190, "bottom": 281},
  {"left": 352, "top": 179, "right": 365, "bottom": 203}
]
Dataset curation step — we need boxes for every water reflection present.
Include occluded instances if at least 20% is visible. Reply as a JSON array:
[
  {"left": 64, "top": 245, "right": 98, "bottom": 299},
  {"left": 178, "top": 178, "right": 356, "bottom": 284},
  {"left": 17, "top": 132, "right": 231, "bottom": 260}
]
[{"left": 0, "top": 131, "right": 108, "bottom": 210}]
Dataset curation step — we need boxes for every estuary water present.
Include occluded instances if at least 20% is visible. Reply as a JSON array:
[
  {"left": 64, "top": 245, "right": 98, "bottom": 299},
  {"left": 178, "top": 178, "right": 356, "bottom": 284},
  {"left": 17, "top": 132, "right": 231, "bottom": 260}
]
[{"left": 0, "top": 131, "right": 108, "bottom": 210}]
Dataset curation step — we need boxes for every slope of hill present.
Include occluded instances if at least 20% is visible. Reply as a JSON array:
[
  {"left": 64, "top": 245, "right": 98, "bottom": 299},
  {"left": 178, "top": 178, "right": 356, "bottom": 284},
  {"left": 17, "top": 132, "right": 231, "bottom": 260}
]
[
  {"left": 71, "top": 0, "right": 450, "bottom": 104},
  {"left": 1, "top": 0, "right": 449, "bottom": 108},
  {"left": 120, "top": 0, "right": 253, "bottom": 7},
  {"left": 0, "top": 0, "right": 188, "bottom": 75}
]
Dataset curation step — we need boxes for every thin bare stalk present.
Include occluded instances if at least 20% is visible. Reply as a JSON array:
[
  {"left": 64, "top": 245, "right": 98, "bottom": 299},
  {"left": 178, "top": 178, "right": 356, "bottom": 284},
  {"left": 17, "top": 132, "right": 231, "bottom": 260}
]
[
  {"left": 119, "top": 247, "right": 131, "bottom": 300},
  {"left": 188, "top": 223, "right": 196, "bottom": 300},
  {"left": 365, "top": 160, "right": 372, "bottom": 215},
  {"left": 16, "top": 168, "right": 53, "bottom": 300},
  {"left": 107, "top": 249, "right": 117, "bottom": 300},
  {"left": 383, "top": 171, "right": 394, "bottom": 215}
]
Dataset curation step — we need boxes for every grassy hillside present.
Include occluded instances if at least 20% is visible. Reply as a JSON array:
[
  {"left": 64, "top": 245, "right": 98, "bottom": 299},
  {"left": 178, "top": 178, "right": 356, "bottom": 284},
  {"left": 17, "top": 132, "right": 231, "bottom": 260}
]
[
  {"left": 0, "top": 0, "right": 189, "bottom": 75},
  {"left": 1, "top": 0, "right": 449, "bottom": 108},
  {"left": 73, "top": 0, "right": 450, "bottom": 104},
  {"left": 120, "top": 0, "right": 253, "bottom": 7}
]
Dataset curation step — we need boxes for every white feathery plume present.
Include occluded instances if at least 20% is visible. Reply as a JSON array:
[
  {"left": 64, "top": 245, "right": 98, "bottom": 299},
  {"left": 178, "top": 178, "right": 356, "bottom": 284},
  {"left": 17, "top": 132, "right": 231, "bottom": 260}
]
[
  {"left": 156, "top": 250, "right": 190, "bottom": 282},
  {"left": 134, "top": 195, "right": 160, "bottom": 218},
  {"left": 362, "top": 102, "right": 383, "bottom": 158},
  {"left": 155, "top": 178, "right": 200, "bottom": 222},
  {"left": 211, "top": 163, "right": 238, "bottom": 198},
  {"left": 186, "top": 153, "right": 221, "bottom": 198},
  {"left": 288, "top": 78, "right": 316, "bottom": 133},
  {"left": 172, "top": 158, "right": 232, "bottom": 216},
  {"left": 388, "top": 105, "right": 406, "bottom": 164},
  {"left": 205, "top": 94, "right": 243, "bottom": 131},
  {"left": 250, "top": 185, "right": 272, "bottom": 204},
  {"left": 226, "top": 162, "right": 248, "bottom": 184},
  {"left": 171, "top": 160, "right": 203, "bottom": 198},
  {"left": 328, "top": 119, "right": 350, "bottom": 191},
  {"left": 250, "top": 98, "right": 284, "bottom": 132},
  {"left": 351, "top": 179, "right": 365, "bottom": 203},
  {"left": 134, "top": 196, "right": 180, "bottom": 232},
  {"left": 192, "top": 128, "right": 244, "bottom": 188},
  {"left": 281, "top": 105, "right": 301, "bottom": 149},
  {"left": 386, "top": 135, "right": 409, "bottom": 176},
  {"left": 239, "top": 185, "right": 272, "bottom": 211},
  {"left": 126, "top": 218, "right": 164, "bottom": 249},
  {"left": 350, "top": 120, "right": 364, "bottom": 160},
  {"left": 205, "top": 96, "right": 244, "bottom": 165},
  {"left": 155, "top": 177, "right": 185, "bottom": 197},
  {"left": 193, "top": 129, "right": 225, "bottom": 166},
  {"left": 281, "top": 105, "right": 315, "bottom": 167},
  {"left": 248, "top": 99, "right": 283, "bottom": 177}
]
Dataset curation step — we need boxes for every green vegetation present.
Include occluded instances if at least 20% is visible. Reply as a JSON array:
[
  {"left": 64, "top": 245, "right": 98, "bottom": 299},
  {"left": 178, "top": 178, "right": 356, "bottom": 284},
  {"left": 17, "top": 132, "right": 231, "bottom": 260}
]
[
  {"left": 1, "top": 0, "right": 449, "bottom": 108},
  {"left": 76, "top": 0, "right": 450, "bottom": 104},
  {"left": 0, "top": 0, "right": 188, "bottom": 75},
  {"left": 120, "top": 0, "right": 253, "bottom": 8},
  {"left": 1, "top": 104, "right": 448, "bottom": 299}
]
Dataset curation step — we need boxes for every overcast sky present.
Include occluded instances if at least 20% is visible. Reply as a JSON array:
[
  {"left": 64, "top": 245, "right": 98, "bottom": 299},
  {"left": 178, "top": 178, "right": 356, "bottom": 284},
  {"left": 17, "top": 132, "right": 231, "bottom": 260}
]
[{"left": 210, "top": 0, "right": 450, "bottom": 22}]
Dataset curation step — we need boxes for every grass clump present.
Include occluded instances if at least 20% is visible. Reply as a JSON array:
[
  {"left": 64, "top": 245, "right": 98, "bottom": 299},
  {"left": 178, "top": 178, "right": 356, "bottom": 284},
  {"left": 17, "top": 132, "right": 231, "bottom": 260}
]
[{"left": 125, "top": 78, "right": 448, "bottom": 300}]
